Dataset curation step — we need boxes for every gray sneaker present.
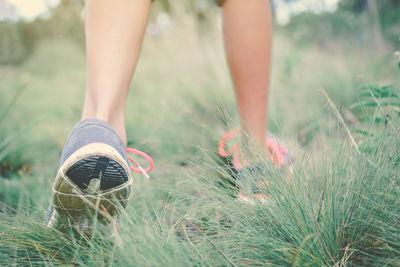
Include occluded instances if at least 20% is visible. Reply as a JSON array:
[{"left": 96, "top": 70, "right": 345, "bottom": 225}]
[{"left": 45, "top": 119, "right": 137, "bottom": 231}]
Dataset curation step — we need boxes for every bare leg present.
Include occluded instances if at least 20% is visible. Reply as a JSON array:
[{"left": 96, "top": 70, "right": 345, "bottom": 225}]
[
  {"left": 222, "top": 0, "right": 272, "bottom": 149},
  {"left": 82, "top": 0, "right": 152, "bottom": 145}
]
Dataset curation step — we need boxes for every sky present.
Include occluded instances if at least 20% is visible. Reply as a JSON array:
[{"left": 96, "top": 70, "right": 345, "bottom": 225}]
[
  {"left": 0, "top": 0, "right": 340, "bottom": 24},
  {"left": 274, "top": 0, "right": 340, "bottom": 24},
  {"left": 0, "top": 0, "right": 60, "bottom": 21}
]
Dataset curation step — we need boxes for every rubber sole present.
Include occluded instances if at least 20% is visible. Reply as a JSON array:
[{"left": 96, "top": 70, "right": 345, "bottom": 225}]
[{"left": 49, "top": 143, "right": 132, "bottom": 229}]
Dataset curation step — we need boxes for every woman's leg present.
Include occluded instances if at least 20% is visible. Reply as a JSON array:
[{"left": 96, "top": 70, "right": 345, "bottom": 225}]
[
  {"left": 46, "top": 1, "right": 153, "bottom": 228},
  {"left": 82, "top": 0, "right": 152, "bottom": 145},
  {"left": 221, "top": 0, "right": 272, "bottom": 149}
]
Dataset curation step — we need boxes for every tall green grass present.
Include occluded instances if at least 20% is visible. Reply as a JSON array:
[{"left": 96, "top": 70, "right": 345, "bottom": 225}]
[{"left": 1, "top": 107, "right": 398, "bottom": 266}]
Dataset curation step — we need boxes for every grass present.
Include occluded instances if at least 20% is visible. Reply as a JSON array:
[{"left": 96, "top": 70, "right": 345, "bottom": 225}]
[{"left": 0, "top": 5, "right": 399, "bottom": 266}]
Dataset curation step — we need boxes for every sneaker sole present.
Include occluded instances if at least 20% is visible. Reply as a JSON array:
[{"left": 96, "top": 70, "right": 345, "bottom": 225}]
[{"left": 49, "top": 143, "right": 132, "bottom": 230}]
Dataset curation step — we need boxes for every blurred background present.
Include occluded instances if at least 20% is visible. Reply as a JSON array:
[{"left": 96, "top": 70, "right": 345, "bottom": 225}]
[
  {"left": 0, "top": 0, "right": 399, "bottom": 64},
  {"left": 0, "top": 0, "right": 399, "bottom": 211}
]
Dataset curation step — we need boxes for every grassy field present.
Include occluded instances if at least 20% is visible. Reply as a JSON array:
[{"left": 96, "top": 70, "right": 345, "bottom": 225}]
[{"left": 0, "top": 6, "right": 399, "bottom": 266}]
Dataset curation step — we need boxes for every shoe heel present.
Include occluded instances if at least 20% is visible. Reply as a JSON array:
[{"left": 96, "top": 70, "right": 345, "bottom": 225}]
[{"left": 51, "top": 143, "right": 132, "bottom": 226}]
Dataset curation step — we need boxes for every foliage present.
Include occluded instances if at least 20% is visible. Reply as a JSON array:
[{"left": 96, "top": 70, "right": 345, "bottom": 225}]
[
  {"left": 351, "top": 56, "right": 400, "bottom": 137},
  {"left": 281, "top": 0, "right": 400, "bottom": 48},
  {"left": 0, "top": 0, "right": 84, "bottom": 65},
  {"left": 0, "top": 22, "right": 26, "bottom": 64}
]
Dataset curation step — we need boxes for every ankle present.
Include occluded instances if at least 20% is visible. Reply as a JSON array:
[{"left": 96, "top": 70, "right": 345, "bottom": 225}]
[{"left": 81, "top": 111, "right": 127, "bottom": 146}]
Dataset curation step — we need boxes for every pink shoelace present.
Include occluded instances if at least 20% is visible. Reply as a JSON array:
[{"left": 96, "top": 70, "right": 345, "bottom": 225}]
[
  {"left": 124, "top": 128, "right": 288, "bottom": 179},
  {"left": 218, "top": 127, "right": 289, "bottom": 169},
  {"left": 125, "top": 148, "right": 154, "bottom": 178}
]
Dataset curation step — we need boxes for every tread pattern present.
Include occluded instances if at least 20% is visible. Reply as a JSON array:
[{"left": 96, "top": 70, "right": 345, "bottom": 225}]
[{"left": 66, "top": 156, "right": 128, "bottom": 190}]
